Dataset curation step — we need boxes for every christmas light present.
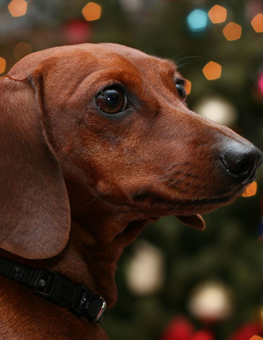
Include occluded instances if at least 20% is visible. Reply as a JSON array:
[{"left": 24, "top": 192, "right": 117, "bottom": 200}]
[
  {"left": 184, "top": 79, "right": 192, "bottom": 95},
  {"left": 13, "top": 42, "right": 32, "bottom": 61},
  {"left": 188, "top": 281, "right": 233, "bottom": 322},
  {"left": 195, "top": 96, "right": 237, "bottom": 126},
  {"left": 187, "top": 9, "right": 208, "bottom": 32},
  {"left": 82, "top": 2, "right": 101, "bottom": 21},
  {"left": 125, "top": 241, "right": 165, "bottom": 295},
  {"left": 223, "top": 22, "right": 242, "bottom": 41},
  {"left": 258, "top": 71, "right": 263, "bottom": 95},
  {"left": 119, "top": 0, "right": 143, "bottom": 13},
  {"left": 8, "top": 0, "right": 27, "bottom": 17},
  {"left": 242, "top": 181, "right": 257, "bottom": 197},
  {"left": 63, "top": 21, "right": 91, "bottom": 45},
  {"left": 251, "top": 13, "right": 263, "bottom": 33},
  {"left": 208, "top": 5, "right": 227, "bottom": 24},
  {"left": 202, "top": 61, "right": 222, "bottom": 80},
  {"left": 0, "top": 57, "right": 6, "bottom": 74}
]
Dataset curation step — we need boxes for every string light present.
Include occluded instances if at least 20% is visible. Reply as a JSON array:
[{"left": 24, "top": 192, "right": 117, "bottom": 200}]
[
  {"left": 223, "top": 22, "right": 242, "bottom": 41},
  {"left": 202, "top": 61, "right": 222, "bottom": 80},
  {"left": 8, "top": 0, "right": 27, "bottom": 17},
  {"left": 82, "top": 2, "right": 101, "bottom": 21},
  {"left": 0, "top": 57, "right": 6, "bottom": 74},
  {"left": 187, "top": 9, "right": 208, "bottom": 32},
  {"left": 251, "top": 13, "right": 263, "bottom": 33},
  {"left": 13, "top": 42, "right": 32, "bottom": 60},
  {"left": 208, "top": 5, "right": 227, "bottom": 24}
]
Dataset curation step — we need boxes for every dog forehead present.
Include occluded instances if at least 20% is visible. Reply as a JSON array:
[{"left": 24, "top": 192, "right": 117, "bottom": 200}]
[
  {"left": 8, "top": 43, "right": 178, "bottom": 82},
  {"left": 93, "top": 43, "right": 178, "bottom": 75}
]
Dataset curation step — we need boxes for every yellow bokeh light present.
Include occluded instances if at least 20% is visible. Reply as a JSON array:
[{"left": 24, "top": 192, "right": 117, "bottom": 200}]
[
  {"left": 223, "top": 22, "right": 242, "bottom": 41},
  {"left": 8, "top": 0, "right": 27, "bottom": 17},
  {"left": 0, "top": 57, "right": 6, "bottom": 74},
  {"left": 251, "top": 13, "right": 263, "bottom": 33},
  {"left": 208, "top": 5, "right": 227, "bottom": 24},
  {"left": 82, "top": 2, "right": 101, "bottom": 21},
  {"left": 13, "top": 42, "right": 32, "bottom": 60},
  {"left": 242, "top": 181, "right": 257, "bottom": 197},
  {"left": 184, "top": 79, "right": 192, "bottom": 95},
  {"left": 202, "top": 61, "right": 222, "bottom": 80}
]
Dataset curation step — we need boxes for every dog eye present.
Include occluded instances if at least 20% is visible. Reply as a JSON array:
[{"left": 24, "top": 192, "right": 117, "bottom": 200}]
[
  {"left": 96, "top": 88, "right": 128, "bottom": 114},
  {"left": 175, "top": 81, "right": 187, "bottom": 100}
]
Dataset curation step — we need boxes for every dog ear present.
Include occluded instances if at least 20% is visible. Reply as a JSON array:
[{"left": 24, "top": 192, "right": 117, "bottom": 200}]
[
  {"left": 0, "top": 76, "right": 70, "bottom": 260},
  {"left": 175, "top": 215, "right": 206, "bottom": 230}
]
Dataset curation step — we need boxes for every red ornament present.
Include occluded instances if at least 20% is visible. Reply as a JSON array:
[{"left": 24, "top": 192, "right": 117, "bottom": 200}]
[
  {"left": 190, "top": 330, "right": 214, "bottom": 340},
  {"left": 160, "top": 317, "right": 194, "bottom": 340}
]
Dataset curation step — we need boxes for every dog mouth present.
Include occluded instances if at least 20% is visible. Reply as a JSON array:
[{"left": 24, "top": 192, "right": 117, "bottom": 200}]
[{"left": 131, "top": 184, "right": 245, "bottom": 225}]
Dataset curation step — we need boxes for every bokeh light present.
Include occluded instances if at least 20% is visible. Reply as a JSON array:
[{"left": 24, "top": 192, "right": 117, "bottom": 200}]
[
  {"left": 82, "top": 2, "right": 102, "bottom": 21},
  {"left": 187, "top": 9, "right": 208, "bottom": 32},
  {"left": 251, "top": 13, "right": 263, "bottom": 33},
  {"left": 250, "top": 336, "right": 263, "bottom": 340},
  {"left": 208, "top": 5, "right": 227, "bottom": 24},
  {"left": 188, "top": 281, "right": 233, "bottom": 322},
  {"left": 195, "top": 96, "right": 237, "bottom": 126},
  {"left": 13, "top": 42, "right": 32, "bottom": 61},
  {"left": 8, "top": 0, "right": 27, "bottom": 17},
  {"left": 242, "top": 181, "right": 257, "bottom": 197},
  {"left": 63, "top": 21, "right": 91, "bottom": 45},
  {"left": 258, "top": 71, "right": 263, "bottom": 96},
  {"left": 202, "top": 61, "right": 222, "bottom": 80},
  {"left": 223, "top": 22, "right": 242, "bottom": 41},
  {"left": 0, "top": 57, "right": 6, "bottom": 74},
  {"left": 125, "top": 241, "right": 165, "bottom": 295},
  {"left": 184, "top": 79, "right": 192, "bottom": 95}
]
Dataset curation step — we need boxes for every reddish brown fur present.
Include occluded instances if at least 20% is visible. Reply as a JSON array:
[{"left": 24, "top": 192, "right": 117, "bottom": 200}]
[{"left": 0, "top": 43, "right": 260, "bottom": 339}]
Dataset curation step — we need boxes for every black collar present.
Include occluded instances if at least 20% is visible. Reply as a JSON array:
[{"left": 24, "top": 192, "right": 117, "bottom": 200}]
[{"left": 0, "top": 255, "right": 106, "bottom": 323}]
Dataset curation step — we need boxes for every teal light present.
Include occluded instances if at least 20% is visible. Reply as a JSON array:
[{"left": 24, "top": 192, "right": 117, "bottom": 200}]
[{"left": 187, "top": 9, "right": 208, "bottom": 32}]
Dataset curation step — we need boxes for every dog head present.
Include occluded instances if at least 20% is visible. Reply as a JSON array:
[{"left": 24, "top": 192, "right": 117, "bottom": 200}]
[{"left": 0, "top": 43, "right": 261, "bottom": 259}]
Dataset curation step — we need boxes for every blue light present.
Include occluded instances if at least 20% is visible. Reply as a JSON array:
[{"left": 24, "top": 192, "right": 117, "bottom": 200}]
[{"left": 187, "top": 9, "right": 208, "bottom": 32}]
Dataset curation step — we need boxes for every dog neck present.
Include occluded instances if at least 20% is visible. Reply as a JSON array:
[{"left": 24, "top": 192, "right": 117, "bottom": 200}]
[{"left": 50, "top": 206, "right": 148, "bottom": 308}]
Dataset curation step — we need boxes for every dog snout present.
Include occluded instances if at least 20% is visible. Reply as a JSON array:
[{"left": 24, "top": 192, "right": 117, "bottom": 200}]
[{"left": 220, "top": 140, "right": 263, "bottom": 184}]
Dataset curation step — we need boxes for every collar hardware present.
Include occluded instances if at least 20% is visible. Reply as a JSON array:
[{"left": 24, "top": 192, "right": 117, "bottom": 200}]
[{"left": 0, "top": 255, "right": 106, "bottom": 323}]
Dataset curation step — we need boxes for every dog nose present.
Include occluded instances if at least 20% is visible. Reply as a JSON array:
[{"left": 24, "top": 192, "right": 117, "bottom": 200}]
[{"left": 221, "top": 140, "right": 262, "bottom": 184}]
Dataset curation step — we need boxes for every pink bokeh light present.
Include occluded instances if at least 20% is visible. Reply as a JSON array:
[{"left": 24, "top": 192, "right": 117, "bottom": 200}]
[{"left": 258, "top": 71, "right": 263, "bottom": 95}]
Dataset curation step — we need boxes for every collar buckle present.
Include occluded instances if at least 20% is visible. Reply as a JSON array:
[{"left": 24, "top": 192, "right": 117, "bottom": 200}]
[{"left": 34, "top": 270, "right": 106, "bottom": 322}]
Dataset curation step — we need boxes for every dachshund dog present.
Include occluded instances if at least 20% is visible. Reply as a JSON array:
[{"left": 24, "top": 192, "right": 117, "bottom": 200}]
[{"left": 0, "top": 43, "right": 262, "bottom": 339}]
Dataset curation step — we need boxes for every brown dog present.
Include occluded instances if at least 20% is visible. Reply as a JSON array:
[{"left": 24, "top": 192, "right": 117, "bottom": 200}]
[{"left": 0, "top": 43, "right": 261, "bottom": 339}]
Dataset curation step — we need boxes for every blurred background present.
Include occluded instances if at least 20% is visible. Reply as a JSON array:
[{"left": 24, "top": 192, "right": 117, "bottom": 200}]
[{"left": 2, "top": 0, "right": 263, "bottom": 339}]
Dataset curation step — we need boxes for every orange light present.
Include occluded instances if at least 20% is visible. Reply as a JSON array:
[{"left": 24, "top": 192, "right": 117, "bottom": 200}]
[
  {"left": 82, "top": 2, "right": 101, "bottom": 21},
  {"left": 251, "top": 13, "right": 263, "bottom": 33},
  {"left": 184, "top": 79, "right": 192, "bottom": 95},
  {"left": 8, "top": 0, "right": 27, "bottom": 17},
  {"left": 202, "top": 61, "right": 222, "bottom": 80},
  {"left": 223, "top": 22, "right": 242, "bottom": 41},
  {"left": 208, "top": 5, "right": 227, "bottom": 24},
  {"left": 13, "top": 42, "right": 32, "bottom": 60},
  {"left": 249, "top": 336, "right": 263, "bottom": 340},
  {"left": 0, "top": 57, "right": 6, "bottom": 74},
  {"left": 242, "top": 181, "right": 257, "bottom": 197}
]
